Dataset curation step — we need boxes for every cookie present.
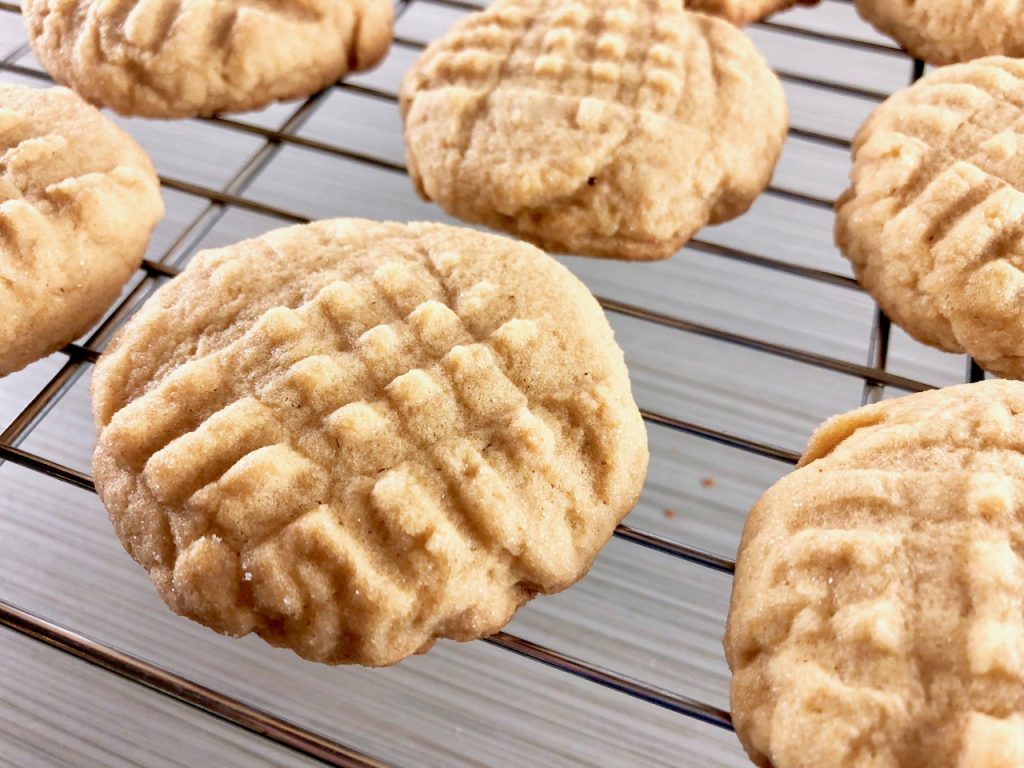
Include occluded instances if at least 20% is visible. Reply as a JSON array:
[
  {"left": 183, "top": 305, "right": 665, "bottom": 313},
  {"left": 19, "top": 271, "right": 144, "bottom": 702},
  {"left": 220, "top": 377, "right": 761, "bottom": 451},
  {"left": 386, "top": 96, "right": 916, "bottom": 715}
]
[
  {"left": 399, "top": 0, "right": 787, "bottom": 261},
  {"left": 835, "top": 57, "right": 1024, "bottom": 380},
  {"left": 686, "top": 0, "right": 817, "bottom": 26},
  {"left": 91, "top": 218, "right": 649, "bottom": 666},
  {"left": 23, "top": 0, "right": 394, "bottom": 118},
  {"left": 854, "top": 0, "right": 1024, "bottom": 66},
  {"left": 725, "top": 380, "right": 1024, "bottom": 768},
  {"left": 0, "top": 84, "right": 162, "bottom": 377}
]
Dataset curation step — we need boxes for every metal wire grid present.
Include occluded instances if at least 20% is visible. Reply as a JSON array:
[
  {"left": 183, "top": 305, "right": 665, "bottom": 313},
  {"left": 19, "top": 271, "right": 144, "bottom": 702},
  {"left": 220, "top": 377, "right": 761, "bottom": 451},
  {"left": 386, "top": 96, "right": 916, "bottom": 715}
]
[{"left": 0, "top": 1, "right": 988, "bottom": 766}]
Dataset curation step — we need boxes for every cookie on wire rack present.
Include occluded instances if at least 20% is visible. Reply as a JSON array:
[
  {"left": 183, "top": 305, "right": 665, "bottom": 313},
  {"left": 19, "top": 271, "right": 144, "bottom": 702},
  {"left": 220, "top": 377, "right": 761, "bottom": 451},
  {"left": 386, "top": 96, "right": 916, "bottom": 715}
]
[
  {"left": 22, "top": 0, "right": 394, "bottom": 118},
  {"left": 91, "top": 218, "right": 649, "bottom": 666},
  {"left": 726, "top": 380, "right": 1024, "bottom": 768},
  {"left": 854, "top": 0, "right": 1024, "bottom": 66},
  {"left": 399, "top": 0, "right": 788, "bottom": 261},
  {"left": 836, "top": 57, "right": 1024, "bottom": 380},
  {"left": 686, "top": 0, "right": 818, "bottom": 26},
  {"left": 0, "top": 84, "right": 162, "bottom": 377}
]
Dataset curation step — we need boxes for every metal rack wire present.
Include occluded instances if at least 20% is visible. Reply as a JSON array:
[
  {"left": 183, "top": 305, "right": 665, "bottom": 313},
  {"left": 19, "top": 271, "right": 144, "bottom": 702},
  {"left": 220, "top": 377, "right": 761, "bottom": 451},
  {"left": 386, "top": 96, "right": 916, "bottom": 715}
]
[{"left": 0, "top": 2, "right": 987, "bottom": 766}]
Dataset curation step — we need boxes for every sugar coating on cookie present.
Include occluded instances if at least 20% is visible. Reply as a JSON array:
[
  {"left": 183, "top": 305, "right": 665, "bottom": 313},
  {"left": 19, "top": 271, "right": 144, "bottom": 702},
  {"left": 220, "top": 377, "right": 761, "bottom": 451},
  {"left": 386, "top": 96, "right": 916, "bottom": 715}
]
[
  {"left": 399, "top": 0, "right": 787, "bottom": 261},
  {"left": 23, "top": 0, "right": 394, "bottom": 118},
  {"left": 91, "top": 219, "right": 648, "bottom": 666},
  {"left": 836, "top": 57, "right": 1024, "bottom": 380},
  {"left": 725, "top": 380, "right": 1024, "bottom": 768},
  {"left": 855, "top": 0, "right": 1024, "bottom": 66},
  {"left": 686, "top": 0, "right": 818, "bottom": 26},
  {"left": 0, "top": 85, "right": 162, "bottom": 377}
]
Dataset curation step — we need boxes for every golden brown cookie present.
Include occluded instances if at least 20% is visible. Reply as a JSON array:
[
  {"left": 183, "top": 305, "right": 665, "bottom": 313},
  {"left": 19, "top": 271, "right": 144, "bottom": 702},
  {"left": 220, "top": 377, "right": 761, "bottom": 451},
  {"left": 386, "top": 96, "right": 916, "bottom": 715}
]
[
  {"left": 836, "top": 57, "right": 1024, "bottom": 380},
  {"left": 91, "top": 218, "right": 648, "bottom": 666},
  {"left": 23, "top": 0, "right": 394, "bottom": 118},
  {"left": 725, "top": 380, "right": 1024, "bottom": 768},
  {"left": 686, "top": 0, "right": 817, "bottom": 26},
  {"left": 400, "top": 0, "right": 787, "bottom": 261},
  {"left": 855, "top": 0, "right": 1024, "bottom": 66},
  {"left": 0, "top": 84, "right": 162, "bottom": 377}
]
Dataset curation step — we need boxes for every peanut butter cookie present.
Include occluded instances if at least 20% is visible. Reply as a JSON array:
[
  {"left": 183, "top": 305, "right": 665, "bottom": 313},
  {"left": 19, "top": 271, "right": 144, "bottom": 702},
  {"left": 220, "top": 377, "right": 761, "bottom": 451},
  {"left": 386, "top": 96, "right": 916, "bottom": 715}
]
[
  {"left": 855, "top": 0, "right": 1024, "bottom": 66},
  {"left": 92, "top": 219, "right": 648, "bottom": 666},
  {"left": 687, "top": 0, "right": 817, "bottom": 26},
  {"left": 837, "top": 57, "right": 1024, "bottom": 379},
  {"left": 726, "top": 380, "right": 1024, "bottom": 768},
  {"left": 0, "top": 84, "right": 162, "bottom": 376},
  {"left": 400, "top": 0, "right": 787, "bottom": 261},
  {"left": 23, "top": 0, "right": 394, "bottom": 118}
]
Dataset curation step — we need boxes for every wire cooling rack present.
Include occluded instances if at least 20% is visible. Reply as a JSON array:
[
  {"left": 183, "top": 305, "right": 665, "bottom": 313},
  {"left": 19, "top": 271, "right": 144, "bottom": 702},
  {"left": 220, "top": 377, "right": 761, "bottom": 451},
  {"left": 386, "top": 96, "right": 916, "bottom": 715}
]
[{"left": 0, "top": 1, "right": 987, "bottom": 766}]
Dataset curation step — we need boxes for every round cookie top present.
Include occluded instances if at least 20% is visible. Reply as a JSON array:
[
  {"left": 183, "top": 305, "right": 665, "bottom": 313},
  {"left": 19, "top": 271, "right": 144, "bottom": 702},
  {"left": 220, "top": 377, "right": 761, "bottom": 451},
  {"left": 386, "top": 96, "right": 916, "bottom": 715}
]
[
  {"left": 686, "top": 0, "right": 817, "bottom": 26},
  {"left": 399, "top": 0, "right": 787, "bottom": 261},
  {"left": 725, "top": 380, "right": 1024, "bottom": 768},
  {"left": 836, "top": 57, "right": 1024, "bottom": 380},
  {"left": 23, "top": 0, "right": 394, "bottom": 118},
  {"left": 855, "top": 0, "right": 1024, "bottom": 66},
  {"left": 0, "top": 84, "right": 162, "bottom": 377},
  {"left": 92, "top": 219, "right": 649, "bottom": 666}
]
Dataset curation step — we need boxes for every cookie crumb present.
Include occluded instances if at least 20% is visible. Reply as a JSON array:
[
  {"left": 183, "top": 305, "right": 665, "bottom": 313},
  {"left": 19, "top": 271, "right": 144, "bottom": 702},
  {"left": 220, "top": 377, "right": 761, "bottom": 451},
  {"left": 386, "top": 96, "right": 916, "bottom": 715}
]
[
  {"left": 663, "top": 508, "right": 676, "bottom": 519},
  {"left": 701, "top": 476, "right": 715, "bottom": 488}
]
